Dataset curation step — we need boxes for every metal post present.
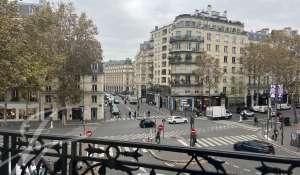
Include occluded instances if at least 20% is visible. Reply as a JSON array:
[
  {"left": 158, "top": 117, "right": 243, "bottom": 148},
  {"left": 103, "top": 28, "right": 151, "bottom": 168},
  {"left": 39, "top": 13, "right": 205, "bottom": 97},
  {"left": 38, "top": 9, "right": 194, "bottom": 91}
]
[
  {"left": 266, "top": 97, "right": 270, "bottom": 138},
  {"left": 281, "top": 120, "right": 284, "bottom": 145}
]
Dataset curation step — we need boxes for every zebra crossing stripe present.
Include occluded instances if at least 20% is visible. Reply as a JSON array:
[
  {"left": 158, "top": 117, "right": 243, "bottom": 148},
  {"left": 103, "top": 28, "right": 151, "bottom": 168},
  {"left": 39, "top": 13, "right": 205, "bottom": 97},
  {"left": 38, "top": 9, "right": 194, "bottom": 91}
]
[
  {"left": 206, "top": 138, "right": 222, "bottom": 146},
  {"left": 239, "top": 135, "right": 253, "bottom": 140},
  {"left": 212, "top": 137, "right": 229, "bottom": 145},
  {"left": 218, "top": 137, "right": 235, "bottom": 144},
  {"left": 141, "top": 149, "right": 148, "bottom": 153},
  {"left": 230, "top": 136, "right": 245, "bottom": 142},
  {"left": 225, "top": 136, "right": 240, "bottom": 143},
  {"left": 177, "top": 139, "right": 189, "bottom": 146},
  {"left": 195, "top": 143, "right": 202, "bottom": 148},
  {"left": 200, "top": 138, "right": 216, "bottom": 147},
  {"left": 235, "top": 136, "right": 248, "bottom": 141},
  {"left": 250, "top": 135, "right": 258, "bottom": 139},
  {"left": 196, "top": 140, "right": 209, "bottom": 147}
]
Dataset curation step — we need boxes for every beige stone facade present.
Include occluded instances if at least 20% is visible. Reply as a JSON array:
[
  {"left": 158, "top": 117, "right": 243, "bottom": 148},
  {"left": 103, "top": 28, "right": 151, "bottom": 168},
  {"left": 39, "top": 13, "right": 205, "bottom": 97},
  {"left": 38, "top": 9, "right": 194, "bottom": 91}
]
[
  {"left": 134, "top": 41, "right": 154, "bottom": 98},
  {"left": 0, "top": 63, "right": 105, "bottom": 121},
  {"left": 104, "top": 59, "right": 134, "bottom": 94}
]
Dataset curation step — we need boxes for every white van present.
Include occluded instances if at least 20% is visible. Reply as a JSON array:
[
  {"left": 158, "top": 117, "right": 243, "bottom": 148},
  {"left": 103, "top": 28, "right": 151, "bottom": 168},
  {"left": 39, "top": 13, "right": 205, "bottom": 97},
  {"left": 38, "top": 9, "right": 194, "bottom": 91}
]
[
  {"left": 206, "top": 106, "right": 232, "bottom": 119},
  {"left": 129, "top": 96, "right": 138, "bottom": 104}
]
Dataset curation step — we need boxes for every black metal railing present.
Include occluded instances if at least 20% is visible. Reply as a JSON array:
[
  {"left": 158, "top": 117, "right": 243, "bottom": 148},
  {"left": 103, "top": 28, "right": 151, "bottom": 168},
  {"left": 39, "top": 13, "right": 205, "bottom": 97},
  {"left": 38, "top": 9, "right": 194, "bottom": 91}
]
[
  {"left": 169, "top": 35, "right": 204, "bottom": 43},
  {"left": 0, "top": 130, "right": 300, "bottom": 175}
]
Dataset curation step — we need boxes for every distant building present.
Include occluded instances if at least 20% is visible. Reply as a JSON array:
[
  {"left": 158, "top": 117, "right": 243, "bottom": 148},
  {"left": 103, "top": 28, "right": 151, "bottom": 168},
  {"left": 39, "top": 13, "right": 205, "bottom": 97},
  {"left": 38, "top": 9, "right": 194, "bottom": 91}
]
[
  {"left": 104, "top": 59, "right": 134, "bottom": 94},
  {"left": 17, "top": 0, "right": 44, "bottom": 17},
  {"left": 134, "top": 41, "right": 154, "bottom": 98},
  {"left": 141, "top": 5, "right": 248, "bottom": 111}
]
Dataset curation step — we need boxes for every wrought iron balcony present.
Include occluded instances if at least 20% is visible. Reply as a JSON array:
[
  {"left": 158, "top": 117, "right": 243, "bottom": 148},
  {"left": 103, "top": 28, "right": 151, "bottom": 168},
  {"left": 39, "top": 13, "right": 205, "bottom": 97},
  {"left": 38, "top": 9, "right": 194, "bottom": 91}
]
[
  {"left": 0, "top": 130, "right": 300, "bottom": 175},
  {"left": 169, "top": 35, "right": 204, "bottom": 43}
]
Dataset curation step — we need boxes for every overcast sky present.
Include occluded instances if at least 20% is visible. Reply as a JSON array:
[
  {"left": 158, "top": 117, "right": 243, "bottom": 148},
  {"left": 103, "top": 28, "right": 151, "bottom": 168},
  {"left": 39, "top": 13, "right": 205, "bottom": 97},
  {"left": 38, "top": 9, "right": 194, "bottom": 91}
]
[{"left": 24, "top": 0, "right": 300, "bottom": 61}]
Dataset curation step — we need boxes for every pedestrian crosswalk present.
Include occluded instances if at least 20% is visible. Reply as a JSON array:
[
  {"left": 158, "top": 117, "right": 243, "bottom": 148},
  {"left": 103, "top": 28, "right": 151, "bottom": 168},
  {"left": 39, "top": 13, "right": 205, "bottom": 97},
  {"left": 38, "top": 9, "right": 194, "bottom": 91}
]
[
  {"left": 99, "top": 123, "right": 259, "bottom": 141},
  {"left": 105, "top": 115, "right": 166, "bottom": 122},
  {"left": 215, "top": 120, "right": 260, "bottom": 132},
  {"left": 86, "top": 145, "right": 149, "bottom": 158},
  {"left": 177, "top": 134, "right": 258, "bottom": 148}
]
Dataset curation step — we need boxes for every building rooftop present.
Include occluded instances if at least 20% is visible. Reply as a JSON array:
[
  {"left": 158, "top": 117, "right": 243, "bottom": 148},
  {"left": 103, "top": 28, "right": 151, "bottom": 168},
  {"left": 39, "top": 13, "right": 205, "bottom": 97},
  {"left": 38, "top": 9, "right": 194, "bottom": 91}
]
[{"left": 104, "top": 58, "right": 133, "bottom": 66}]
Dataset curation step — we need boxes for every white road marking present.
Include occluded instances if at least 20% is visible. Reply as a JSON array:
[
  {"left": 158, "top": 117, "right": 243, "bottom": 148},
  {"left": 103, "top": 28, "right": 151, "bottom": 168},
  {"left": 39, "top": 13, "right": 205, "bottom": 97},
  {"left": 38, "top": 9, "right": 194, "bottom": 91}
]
[
  {"left": 239, "top": 135, "right": 255, "bottom": 140},
  {"left": 177, "top": 139, "right": 189, "bottom": 146},
  {"left": 139, "top": 167, "right": 147, "bottom": 173},
  {"left": 225, "top": 136, "right": 240, "bottom": 142},
  {"left": 235, "top": 136, "right": 248, "bottom": 141},
  {"left": 218, "top": 137, "right": 235, "bottom": 144},
  {"left": 232, "top": 164, "right": 240, "bottom": 168},
  {"left": 197, "top": 140, "right": 209, "bottom": 147},
  {"left": 195, "top": 143, "right": 202, "bottom": 148},
  {"left": 164, "top": 162, "right": 175, "bottom": 167},
  {"left": 200, "top": 138, "right": 216, "bottom": 147},
  {"left": 243, "top": 168, "right": 251, "bottom": 172},
  {"left": 141, "top": 149, "right": 148, "bottom": 153},
  {"left": 211, "top": 137, "right": 228, "bottom": 145},
  {"left": 123, "top": 147, "right": 131, "bottom": 152},
  {"left": 206, "top": 138, "right": 222, "bottom": 146}
]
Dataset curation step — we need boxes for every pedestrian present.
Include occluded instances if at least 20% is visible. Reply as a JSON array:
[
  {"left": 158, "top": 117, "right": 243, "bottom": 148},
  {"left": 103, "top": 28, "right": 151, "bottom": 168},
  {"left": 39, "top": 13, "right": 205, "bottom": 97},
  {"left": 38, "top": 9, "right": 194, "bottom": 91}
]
[
  {"left": 134, "top": 111, "right": 137, "bottom": 119},
  {"left": 273, "top": 129, "right": 278, "bottom": 141},
  {"left": 128, "top": 111, "right": 131, "bottom": 118},
  {"left": 155, "top": 131, "right": 161, "bottom": 144},
  {"left": 254, "top": 116, "right": 258, "bottom": 126},
  {"left": 147, "top": 111, "right": 150, "bottom": 117}
]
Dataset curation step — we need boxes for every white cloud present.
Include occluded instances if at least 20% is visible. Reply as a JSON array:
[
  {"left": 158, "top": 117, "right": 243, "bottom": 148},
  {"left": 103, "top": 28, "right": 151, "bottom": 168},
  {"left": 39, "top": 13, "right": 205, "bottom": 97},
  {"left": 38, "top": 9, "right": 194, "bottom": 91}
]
[{"left": 20, "top": 0, "right": 300, "bottom": 60}]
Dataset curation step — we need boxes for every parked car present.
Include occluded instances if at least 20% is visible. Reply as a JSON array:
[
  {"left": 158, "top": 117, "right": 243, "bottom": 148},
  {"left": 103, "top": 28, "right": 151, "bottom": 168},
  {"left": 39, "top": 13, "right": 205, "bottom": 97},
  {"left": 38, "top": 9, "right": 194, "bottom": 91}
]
[
  {"left": 167, "top": 116, "right": 188, "bottom": 124},
  {"left": 240, "top": 109, "right": 255, "bottom": 117},
  {"left": 139, "top": 119, "right": 156, "bottom": 128},
  {"left": 112, "top": 105, "right": 119, "bottom": 115},
  {"left": 252, "top": 106, "right": 268, "bottom": 113},
  {"left": 233, "top": 140, "right": 275, "bottom": 154},
  {"left": 114, "top": 99, "right": 120, "bottom": 104}
]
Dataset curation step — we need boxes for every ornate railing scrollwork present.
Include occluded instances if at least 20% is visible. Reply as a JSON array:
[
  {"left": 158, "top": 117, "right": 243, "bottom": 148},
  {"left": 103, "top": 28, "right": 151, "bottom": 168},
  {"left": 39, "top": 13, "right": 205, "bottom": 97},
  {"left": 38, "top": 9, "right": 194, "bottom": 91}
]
[{"left": 0, "top": 130, "right": 300, "bottom": 175}]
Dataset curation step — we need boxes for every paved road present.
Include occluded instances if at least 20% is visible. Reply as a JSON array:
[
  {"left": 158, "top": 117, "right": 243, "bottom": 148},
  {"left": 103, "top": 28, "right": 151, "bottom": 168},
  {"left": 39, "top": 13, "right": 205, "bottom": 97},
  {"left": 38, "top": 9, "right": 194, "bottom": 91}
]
[{"left": 89, "top": 96, "right": 300, "bottom": 174}]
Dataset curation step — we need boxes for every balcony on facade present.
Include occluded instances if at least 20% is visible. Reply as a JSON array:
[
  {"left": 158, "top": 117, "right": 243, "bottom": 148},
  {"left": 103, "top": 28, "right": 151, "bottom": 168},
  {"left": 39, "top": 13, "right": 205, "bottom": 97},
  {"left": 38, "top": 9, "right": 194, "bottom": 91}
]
[
  {"left": 169, "top": 35, "right": 204, "bottom": 43},
  {"left": 169, "top": 47, "right": 204, "bottom": 54},
  {"left": 169, "top": 55, "right": 196, "bottom": 65}
]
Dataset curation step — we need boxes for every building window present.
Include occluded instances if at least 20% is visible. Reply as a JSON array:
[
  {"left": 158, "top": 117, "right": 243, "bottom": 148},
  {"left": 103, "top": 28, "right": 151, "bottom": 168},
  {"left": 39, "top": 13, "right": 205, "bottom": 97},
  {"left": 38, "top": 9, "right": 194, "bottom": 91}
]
[
  {"left": 224, "top": 56, "right": 228, "bottom": 63},
  {"left": 92, "top": 85, "right": 97, "bottom": 92},
  {"left": 175, "top": 43, "right": 181, "bottom": 49},
  {"left": 232, "top": 57, "right": 236, "bottom": 64},
  {"left": 224, "top": 35, "right": 229, "bottom": 43},
  {"left": 207, "top": 44, "right": 211, "bottom": 51},
  {"left": 231, "top": 87, "right": 236, "bottom": 94},
  {"left": 240, "top": 48, "right": 244, "bottom": 54},
  {"left": 232, "top": 47, "right": 236, "bottom": 54},
  {"left": 223, "top": 67, "right": 227, "bottom": 73},
  {"left": 45, "top": 95, "right": 51, "bottom": 103},
  {"left": 215, "top": 45, "right": 220, "bottom": 52},
  {"left": 162, "top": 61, "right": 166, "bottom": 67},
  {"left": 224, "top": 46, "right": 228, "bottom": 53},
  {"left": 232, "top": 36, "right": 237, "bottom": 44},
  {"left": 223, "top": 87, "right": 227, "bottom": 94},
  {"left": 91, "top": 63, "right": 98, "bottom": 71},
  {"left": 176, "top": 31, "right": 181, "bottom": 36},
  {"left": 92, "top": 75, "right": 97, "bottom": 82},
  {"left": 207, "top": 33, "right": 211, "bottom": 41},
  {"left": 186, "top": 30, "right": 192, "bottom": 37},
  {"left": 232, "top": 67, "right": 236, "bottom": 73},
  {"left": 162, "top": 69, "right": 166, "bottom": 75},
  {"left": 186, "top": 75, "right": 191, "bottom": 84},
  {"left": 162, "top": 77, "right": 166, "bottom": 83},
  {"left": 92, "top": 95, "right": 97, "bottom": 103},
  {"left": 239, "top": 57, "right": 243, "bottom": 64},
  {"left": 162, "top": 45, "right": 167, "bottom": 51},
  {"left": 196, "top": 43, "right": 200, "bottom": 51},
  {"left": 187, "top": 42, "right": 191, "bottom": 50},
  {"left": 223, "top": 77, "right": 227, "bottom": 83},
  {"left": 162, "top": 53, "right": 167, "bottom": 59},
  {"left": 46, "top": 86, "right": 51, "bottom": 91},
  {"left": 231, "top": 76, "right": 235, "bottom": 83},
  {"left": 216, "top": 34, "right": 220, "bottom": 42},
  {"left": 162, "top": 37, "right": 167, "bottom": 43}
]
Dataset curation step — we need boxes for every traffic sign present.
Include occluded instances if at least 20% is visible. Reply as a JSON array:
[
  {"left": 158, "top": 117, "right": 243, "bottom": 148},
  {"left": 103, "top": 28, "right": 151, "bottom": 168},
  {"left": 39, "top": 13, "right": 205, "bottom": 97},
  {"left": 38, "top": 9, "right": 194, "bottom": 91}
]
[{"left": 85, "top": 130, "right": 93, "bottom": 137}]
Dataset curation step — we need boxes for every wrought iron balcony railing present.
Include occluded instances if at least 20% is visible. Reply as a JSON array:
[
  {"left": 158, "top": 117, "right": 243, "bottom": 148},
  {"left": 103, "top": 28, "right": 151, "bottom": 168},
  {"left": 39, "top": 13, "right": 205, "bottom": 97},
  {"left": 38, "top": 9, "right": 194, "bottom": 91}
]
[
  {"left": 0, "top": 130, "right": 300, "bottom": 175},
  {"left": 169, "top": 35, "right": 204, "bottom": 43}
]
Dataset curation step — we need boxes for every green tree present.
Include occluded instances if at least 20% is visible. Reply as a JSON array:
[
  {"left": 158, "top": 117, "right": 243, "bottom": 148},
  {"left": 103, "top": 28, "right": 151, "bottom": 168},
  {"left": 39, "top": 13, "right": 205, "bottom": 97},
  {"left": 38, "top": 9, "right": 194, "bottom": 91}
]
[{"left": 194, "top": 53, "right": 221, "bottom": 106}]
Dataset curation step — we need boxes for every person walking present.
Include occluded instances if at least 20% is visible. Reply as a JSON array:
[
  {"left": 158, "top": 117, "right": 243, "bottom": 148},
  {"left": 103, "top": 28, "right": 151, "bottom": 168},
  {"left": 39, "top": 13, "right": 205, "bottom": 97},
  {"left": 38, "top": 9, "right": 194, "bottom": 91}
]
[
  {"left": 254, "top": 116, "right": 258, "bottom": 126},
  {"left": 155, "top": 130, "right": 161, "bottom": 144},
  {"left": 134, "top": 111, "right": 137, "bottom": 119},
  {"left": 128, "top": 111, "right": 131, "bottom": 118}
]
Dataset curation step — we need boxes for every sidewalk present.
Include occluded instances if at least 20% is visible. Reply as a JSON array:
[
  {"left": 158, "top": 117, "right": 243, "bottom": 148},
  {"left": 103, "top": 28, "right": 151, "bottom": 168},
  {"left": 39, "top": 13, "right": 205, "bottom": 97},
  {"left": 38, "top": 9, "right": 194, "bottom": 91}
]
[{"left": 256, "top": 114, "right": 300, "bottom": 156}]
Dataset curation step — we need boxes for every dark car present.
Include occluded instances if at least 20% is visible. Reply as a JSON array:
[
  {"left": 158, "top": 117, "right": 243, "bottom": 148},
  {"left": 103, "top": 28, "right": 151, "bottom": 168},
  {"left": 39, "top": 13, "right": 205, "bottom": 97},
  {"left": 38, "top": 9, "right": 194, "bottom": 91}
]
[
  {"left": 233, "top": 140, "right": 275, "bottom": 154},
  {"left": 139, "top": 119, "right": 155, "bottom": 128}
]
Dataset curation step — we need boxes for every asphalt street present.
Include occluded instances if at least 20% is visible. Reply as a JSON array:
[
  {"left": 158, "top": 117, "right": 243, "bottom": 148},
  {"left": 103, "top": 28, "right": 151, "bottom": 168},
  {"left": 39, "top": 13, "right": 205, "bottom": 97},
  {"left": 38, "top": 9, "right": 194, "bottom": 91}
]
[{"left": 17, "top": 95, "right": 300, "bottom": 175}]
